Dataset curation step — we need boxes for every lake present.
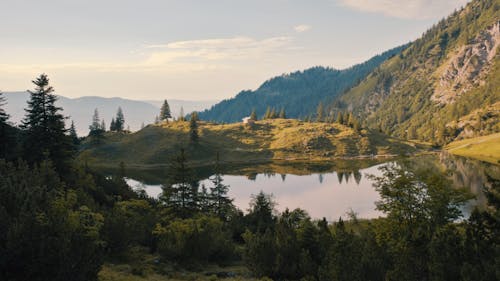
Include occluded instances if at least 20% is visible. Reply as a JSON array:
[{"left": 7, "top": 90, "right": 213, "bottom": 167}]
[{"left": 122, "top": 153, "right": 499, "bottom": 220}]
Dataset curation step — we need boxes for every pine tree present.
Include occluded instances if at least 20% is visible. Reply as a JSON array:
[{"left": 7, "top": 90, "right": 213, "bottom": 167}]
[
  {"left": 279, "top": 108, "right": 286, "bottom": 119},
  {"left": 21, "top": 74, "right": 73, "bottom": 174},
  {"left": 264, "top": 106, "right": 271, "bottom": 119},
  {"left": 0, "top": 91, "right": 13, "bottom": 159},
  {"left": 100, "top": 119, "right": 106, "bottom": 131},
  {"left": 0, "top": 91, "right": 8, "bottom": 124},
  {"left": 68, "top": 120, "right": 79, "bottom": 146},
  {"left": 89, "top": 109, "right": 102, "bottom": 134},
  {"left": 316, "top": 102, "right": 324, "bottom": 122},
  {"left": 250, "top": 109, "right": 257, "bottom": 121},
  {"left": 336, "top": 112, "right": 344, "bottom": 124},
  {"left": 115, "top": 107, "right": 125, "bottom": 131},
  {"left": 270, "top": 107, "right": 276, "bottom": 119},
  {"left": 189, "top": 112, "right": 199, "bottom": 143},
  {"left": 160, "top": 99, "right": 172, "bottom": 122},
  {"left": 210, "top": 152, "right": 233, "bottom": 219},
  {"left": 178, "top": 106, "right": 185, "bottom": 121},
  {"left": 110, "top": 118, "right": 116, "bottom": 131},
  {"left": 161, "top": 148, "right": 197, "bottom": 218}
]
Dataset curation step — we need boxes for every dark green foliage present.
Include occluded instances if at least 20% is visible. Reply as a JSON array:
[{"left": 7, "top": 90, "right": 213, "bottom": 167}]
[
  {"left": 316, "top": 102, "right": 324, "bottom": 122},
  {"left": 68, "top": 120, "right": 80, "bottom": 146},
  {"left": 161, "top": 149, "right": 198, "bottom": 218},
  {"left": 21, "top": 74, "right": 73, "bottom": 175},
  {"left": 245, "top": 191, "right": 276, "bottom": 233},
  {"left": 209, "top": 153, "right": 233, "bottom": 220},
  {"left": 0, "top": 91, "right": 18, "bottom": 160},
  {"left": 159, "top": 99, "right": 172, "bottom": 121},
  {"left": 189, "top": 112, "right": 199, "bottom": 143},
  {"left": 0, "top": 160, "right": 104, "bottom": 281},
  {"left": 114, "top": 107, "right": 125, "bottom": 132},
  {"left": 198, "top": 45, "right": 406, "bottom": 123},
  {"left": 154, "top": 215, "right": 235, "bottom": 264}
]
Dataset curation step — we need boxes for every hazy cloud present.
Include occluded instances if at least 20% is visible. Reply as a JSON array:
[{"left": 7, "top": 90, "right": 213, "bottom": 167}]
[
  {"left": 294, "top": 24, "right": 311, "bottom": 33},
  {"left": 337, "top": 0, "right": 469, "bottom": 19}
]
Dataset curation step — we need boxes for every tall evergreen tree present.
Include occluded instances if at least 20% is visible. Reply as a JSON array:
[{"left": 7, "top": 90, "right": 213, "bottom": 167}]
[
  {"left": 0, "top": 91, "right": 13, "bottom": 159},
  {"left": 114, "top": 107, "right": 125, "bottom": 131},
  {"left": 316, "top": 102, "right": 324, "bottom": 122},
  {"left": 110, "top": 117, "right": 116, "bottom": 131},
  {"left": 178, "top": 106, "right": 185, "bottom": 121},
  {"left": 100, "top": 119, "right": 106, "bottom": 131},
  {"left": 189, "top": 112, "right": 199, "bottom": 143},
  {"left": 210, "top": 152, "right": 233, "bottom": 219},
  {"left": 160, "top": 99, "right": 172, "bottom": 122},
  {"left": 279, "top": 108, "right": 286, "bottom": 119},
  {"left": 250, "top": 108, "right": 257, "bottom": 121},
  {"left": 21, "top": 74, "right": 73, "bottom": 174},
  {"left": 68, "top": 120, "right": 79, "bottom": 146},
  {"left": 161, "top": 148, "right": 198, "bottom": 218}
]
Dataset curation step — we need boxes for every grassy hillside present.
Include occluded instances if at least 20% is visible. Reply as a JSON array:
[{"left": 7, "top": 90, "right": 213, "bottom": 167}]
[
  {"left": 446, "top": 132, "right": 500, "bottom": 164},
  {"left": 79, "top": 119, "right": 421, "bottom": 167},
  {"left": 334, "top": 0, "right": 500, "bottom": 144}
]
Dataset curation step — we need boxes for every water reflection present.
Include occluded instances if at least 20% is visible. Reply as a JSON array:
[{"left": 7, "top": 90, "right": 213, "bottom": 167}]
[{"left": 120, "top": 155, "right": 499, "bottom": 220}]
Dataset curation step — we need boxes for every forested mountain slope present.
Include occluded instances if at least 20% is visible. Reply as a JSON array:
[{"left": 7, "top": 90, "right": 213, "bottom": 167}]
[
  {"left": 334, "top": 0, "right": 500, "bottom": 144},
  {"left": 198, "top": 45, "right": 406, "bottom": 123}
]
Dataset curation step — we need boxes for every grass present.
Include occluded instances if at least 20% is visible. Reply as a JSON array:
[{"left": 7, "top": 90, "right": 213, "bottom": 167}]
[
  {"left": 446, "top": 132, "right": 500, "bottom": 165},
  {"left": 98, "top": 247, "right": 258, "bottom": 281},
  {"left": 79, "top": 119, "right": 422, "bottom": 167}
]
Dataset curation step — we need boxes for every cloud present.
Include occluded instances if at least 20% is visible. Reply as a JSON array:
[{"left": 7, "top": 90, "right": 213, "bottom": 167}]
[
  {"left": 0, "top": 36, "right": 295, "bottom": 74},
  {"left": 143, "top": 36, "right": 293, "bottom": 66},
  {"left": 337, "top": 0, "right": 469, "bottom": 19},
  {"left": 294, "top": 24, "right": 311, "bottom": 33}
]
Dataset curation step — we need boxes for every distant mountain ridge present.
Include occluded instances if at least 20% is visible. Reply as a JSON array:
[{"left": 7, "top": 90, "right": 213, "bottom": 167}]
[
  {"left": 198, "top": 45, "right": 407, "bottom": 123},
  {"left": 3, "top": 92, "right": 217, "bottom": 136}
]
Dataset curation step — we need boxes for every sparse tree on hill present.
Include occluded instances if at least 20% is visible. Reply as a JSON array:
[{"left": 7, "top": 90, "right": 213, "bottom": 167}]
[
  {"left": 316, "top": 102, "right": 324, "bottom": 122},
  {"left": 279, "top": 108, "right": 286, "bottom": 119},
  {"left": 114, "top": 107, "right": 125, "bottom": 131},
  {"left": 250, "top": 109, "right": 257, "bottom": 121},
  {"left": 189, "top": 112, "right": 199, "bottom": 143},
  {"left": 100, "top": 119, "right": 106, "bottom": 131},
  {"left": 160, "top": 99, "right": 172, "bottom": 122},
  {"left": 0, "top": 91, "right": 12, "bottom": 159},
  {"left": 336, "top": 111, "right": 344, "bottom": 124},
  {"left": 89, "top": 109, "right": 102, "bottom": 134},
  {"left": 178, "top": 106, "right": 185, "bottom": 121},
  {"left": 264, "top": 106, "right": 271, "bottom": 119},
  {"left": 110, "top": 118, "right": 116, "bottom": 131}
]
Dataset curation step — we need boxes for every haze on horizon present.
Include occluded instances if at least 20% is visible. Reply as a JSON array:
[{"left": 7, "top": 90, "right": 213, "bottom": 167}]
[{"left": 0, "top": 0, "right": 469, "bottom": 101}]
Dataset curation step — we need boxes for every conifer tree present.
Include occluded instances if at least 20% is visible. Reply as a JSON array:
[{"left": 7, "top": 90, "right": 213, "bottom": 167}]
[
  {"left": 110, "top": 118, "right": 116, "bottom": 131},
  {"left": 279, "top": 108, "right": 286, "bottom": 119},
  {"left": 89, "top": 109, "right": 102, "bottom": 135},
  {"left": 100, "top": 119, "right": 106, "bottom": 131},
  {"left": 336, "top": 112, "right": 344, "bottom": 124},
  {"left": 0, "top": 91, "right": 12, "bottom": 159},
  {"left": 270, "top": 107, "right": 276, "bottom": 119},
  {"left": 189, "top": 112, "right": 199, "bottom": 143},
  {"left": 21, "top": 74, "right": 73, "bottom": 174},
  {"left": 114, "top": 107, "right": 125, "bottom": 131},
  {"left": 250, "top": 109, "right": 257, "bottom": 121},
  {"left": 161, "top": 148, "right": 197, "bottom": 218},
  {"left": 68, "top": 120, "right": 79, "bottom": 146},
  {"left": 316, "top": 102, "right": 324, "bottom": 122},
  {"left": 160, "top": 99, "right": 172, "bottom": 122},
  {"left": 210, "top": 152, "right": 233, "bottom": 219},
  {"left": 178, "top": 106, "right": 185, "bottom": 121},
  {"left": 264, "top": 106, "right": 271, "bottom": 119}
]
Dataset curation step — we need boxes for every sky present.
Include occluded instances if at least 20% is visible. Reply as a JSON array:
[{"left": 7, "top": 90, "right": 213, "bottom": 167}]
[{"left": 0, "top": 0, "right": 469, "bottom": 101}]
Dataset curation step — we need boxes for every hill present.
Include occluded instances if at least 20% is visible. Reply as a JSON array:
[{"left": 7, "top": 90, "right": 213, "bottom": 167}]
[
  {"left": 79, "top": 119, "right": 421, "bottom": 167},
  {"left": 333, "top": 0, "right": 499, "bottom": 144},
  {"left": 198, "top": 45, "right": 406, "bottom": 123},
  {"left": 3, "top": 92, "right": 216, "bottom": 135}
]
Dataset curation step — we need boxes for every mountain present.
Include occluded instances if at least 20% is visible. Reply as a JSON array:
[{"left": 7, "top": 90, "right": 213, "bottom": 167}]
[
  {"left": 2, "top": 92, "right": 216, "bottom": 136},
  {"left": 198, "top": 45, "right": 407, "bottom": 123},
  {"left": 333, "top": 0, "right": 499, "bottom": 144}
]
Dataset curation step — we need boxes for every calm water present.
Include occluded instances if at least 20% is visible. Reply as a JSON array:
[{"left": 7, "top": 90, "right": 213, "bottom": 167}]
[{"left": 123, "top": 154, "right": 499, "bottom": 220}]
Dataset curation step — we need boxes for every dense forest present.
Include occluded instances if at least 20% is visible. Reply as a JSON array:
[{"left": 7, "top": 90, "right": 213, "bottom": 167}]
[
  {"left": 1, "top": 75, "right": 499, "bottom": 281},
  {"left": 198, "top": 45, "right": 406, "bottom": 123}
]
